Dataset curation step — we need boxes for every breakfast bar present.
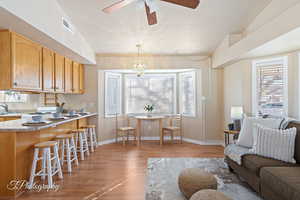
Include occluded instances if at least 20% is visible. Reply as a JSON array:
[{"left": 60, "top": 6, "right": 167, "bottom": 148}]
[{"left": 0, "top": 113, "right": 97, "bottom": 199}]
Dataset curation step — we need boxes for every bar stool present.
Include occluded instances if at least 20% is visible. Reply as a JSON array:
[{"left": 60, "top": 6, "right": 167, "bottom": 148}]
[
  {"left": 81, "top": 125, "right": 98, "bottom": 152},
  {"left": 56, "top": 134, "right": 79, "bottom": 173},
  {"left": 71, "top": 129, "right": 90, "bottom": 160},
  {"left": 29, "top": 141, "right": 63, "bottom": 189}
]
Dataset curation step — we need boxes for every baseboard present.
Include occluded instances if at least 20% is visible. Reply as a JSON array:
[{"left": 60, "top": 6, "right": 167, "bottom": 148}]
[{"left": 98, "top": 137, "right": 224, "bottom": 146}]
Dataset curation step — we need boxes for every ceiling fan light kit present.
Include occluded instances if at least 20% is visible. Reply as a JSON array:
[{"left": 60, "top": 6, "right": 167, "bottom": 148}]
[{"left": 103, "top": 0, "right": 200, "bottom": 25}]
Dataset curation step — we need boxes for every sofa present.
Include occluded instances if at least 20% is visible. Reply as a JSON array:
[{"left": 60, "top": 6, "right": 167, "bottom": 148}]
[{"left": 225, "top": 121, "right": 300, "bottom": 200}]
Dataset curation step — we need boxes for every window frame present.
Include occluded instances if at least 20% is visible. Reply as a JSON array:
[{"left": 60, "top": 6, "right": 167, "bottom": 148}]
[
  {"left": 252, "top": 56, "right": 288, "bottom": 116},
  {"left": 104, "top": 72, "right": 122, "bottom": 118},
  {"left": 123, "top": 73, "right": 177, "bottom": 115},
  {"left": 103, "top": 70, "right": 198, "bottom": 118},
  {"left": 178, "top": 71, "right": 197, "bottom": 117}
]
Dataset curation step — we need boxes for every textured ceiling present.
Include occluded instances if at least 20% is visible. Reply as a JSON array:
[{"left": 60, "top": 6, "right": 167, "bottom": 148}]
[{"left": 57, "top": 0, "right": 271, "bottom": 54}]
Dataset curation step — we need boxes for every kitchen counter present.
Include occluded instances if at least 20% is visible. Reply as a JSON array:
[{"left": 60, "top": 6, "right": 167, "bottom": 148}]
[
  {"left": 0, "top": 113, "right": 97, "bottom": 132},
  {"left": 0, "top": 113, "right": 97, "bottom": 198}
]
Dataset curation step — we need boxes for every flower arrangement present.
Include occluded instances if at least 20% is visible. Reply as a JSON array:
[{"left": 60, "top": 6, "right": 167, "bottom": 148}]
[{"left": 144, "top": 104, "right": 154, "bottom": 114}]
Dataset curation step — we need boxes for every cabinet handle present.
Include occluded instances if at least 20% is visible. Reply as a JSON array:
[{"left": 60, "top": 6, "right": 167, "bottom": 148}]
[{"left": 13, "top": 82, "right": 17, "bottom": 86}]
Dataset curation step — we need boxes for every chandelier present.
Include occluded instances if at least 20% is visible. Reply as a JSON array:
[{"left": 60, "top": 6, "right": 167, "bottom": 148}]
[{"left": 134, "top": 44, "right": 146, "bottom": 77}]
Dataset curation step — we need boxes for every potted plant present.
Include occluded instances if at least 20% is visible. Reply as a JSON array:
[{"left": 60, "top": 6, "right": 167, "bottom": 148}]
[{"left": 144, "top": 104, "right": 154, "bottom": 117}]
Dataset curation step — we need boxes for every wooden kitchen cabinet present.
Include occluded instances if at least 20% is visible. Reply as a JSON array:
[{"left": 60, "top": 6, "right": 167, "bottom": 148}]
[
  {"left": 0, "top": 30, "right": 42, "bottom": 91},
  {"left": 79, "top": 64, "right": 85, "bottom": 94},
  {"left": 65, "top": 58, "right": 73, "bottom": 93},
  {"left": 0, "top": 30, "right": 84, "bottom": 94},
  {"left": 54, "top": 53, "right": 65, "bottom": 93},
  {"left": 11, "top": 32, "right": 43, "bottom": 91},
  {"left": 72, "top": 62, "right": 80, "bottom": 94},
  {"left": 42, "top": 48, "right": 55, "bottom": 92}
]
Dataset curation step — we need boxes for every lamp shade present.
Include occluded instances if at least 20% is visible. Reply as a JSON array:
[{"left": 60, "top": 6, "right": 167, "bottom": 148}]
[{"left": 231, "top": 106, "right": 243, "bottom": 119}]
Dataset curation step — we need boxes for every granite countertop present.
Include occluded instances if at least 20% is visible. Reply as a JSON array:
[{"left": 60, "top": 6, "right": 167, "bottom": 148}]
[{"left": 0, "top": 113, "right": 97, "bottom": 132}]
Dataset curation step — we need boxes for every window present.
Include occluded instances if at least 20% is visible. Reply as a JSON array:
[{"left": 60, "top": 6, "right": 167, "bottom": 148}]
[
  {"left": 105, "top": 73, "right": 122, "bottom": 117},
  {"left": 125, "top": 74, "right": 176, "bottom": 114},
  {"left": 179, "top": 72, "right": 196, "bottom": 117},
  {"left": 104, "top": 70, "right": 197, "bottom": 117},
  {"left": 0, "top": 91, "right": 27, "bottom": 103},
  {"left": 252, "top": 57, "right": 288, "bottom": 116}
]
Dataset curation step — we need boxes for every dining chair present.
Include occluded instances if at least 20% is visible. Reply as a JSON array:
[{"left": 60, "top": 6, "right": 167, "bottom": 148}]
[
  {"left": 162, "top": 114, "right": 183, "bottom": 144},
  {"left": 115, "top": 114, "right": 137, "bottom": 146}
]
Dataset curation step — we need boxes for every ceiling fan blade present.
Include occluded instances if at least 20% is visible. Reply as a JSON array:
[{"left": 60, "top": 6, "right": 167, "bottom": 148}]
[
  {"left": 145, "top": 3, "right": 157, "bottom": 25},
  {"left": 103, "top": 0, "right": 136, "bottom": 13},
  {"left": 161, "top": 0, "right": 200, "bottom": 9}
]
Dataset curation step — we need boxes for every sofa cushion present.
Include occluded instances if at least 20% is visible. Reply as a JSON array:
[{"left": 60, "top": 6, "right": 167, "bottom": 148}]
[
  {"left": 242, "top": 155, "right": 297, "bottom": 176},
  {"left": 287, "top": 122, "right": 300, "bottom": 163},
  {"left": 260, "top": 167, "right": 300, "bottom": 200}
]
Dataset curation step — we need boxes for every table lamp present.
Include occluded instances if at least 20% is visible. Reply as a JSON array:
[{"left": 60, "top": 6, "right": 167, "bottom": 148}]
[{"left": 230, "top": 106, "right": 243, "bottom": 131}]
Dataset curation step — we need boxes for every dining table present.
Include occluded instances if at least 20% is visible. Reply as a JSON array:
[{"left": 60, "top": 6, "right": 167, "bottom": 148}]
[{"left": 135, "top": 115, "right": 166, "bottom": 146}]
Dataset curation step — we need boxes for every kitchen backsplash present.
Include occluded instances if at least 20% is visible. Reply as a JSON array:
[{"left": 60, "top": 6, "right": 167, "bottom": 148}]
[{"left": 0, "top": 93, "right": 97, "bottom": 113}]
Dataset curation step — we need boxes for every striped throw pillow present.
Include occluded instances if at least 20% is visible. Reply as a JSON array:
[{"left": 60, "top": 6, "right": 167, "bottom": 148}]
[{"left": 251, "top": 125, "right": 297, "bottom": 163}]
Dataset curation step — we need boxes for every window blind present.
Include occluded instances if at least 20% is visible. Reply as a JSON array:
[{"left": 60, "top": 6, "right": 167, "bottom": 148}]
[{"left": 256, "top": 62, "right": 286, "bottom": 116}]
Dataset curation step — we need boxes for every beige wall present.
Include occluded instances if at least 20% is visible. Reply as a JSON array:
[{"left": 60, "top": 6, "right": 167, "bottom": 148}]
[
  {"left": 79, "top": 55, "right": 224, "bottom": 143},
  {"left": 223, "top": 51, "right": 300, "bottom": 127}
]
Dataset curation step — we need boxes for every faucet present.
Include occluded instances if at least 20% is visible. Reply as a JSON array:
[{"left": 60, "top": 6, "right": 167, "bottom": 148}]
[{"left": 0, "top": 103, "right": 8, "bottom": 113}]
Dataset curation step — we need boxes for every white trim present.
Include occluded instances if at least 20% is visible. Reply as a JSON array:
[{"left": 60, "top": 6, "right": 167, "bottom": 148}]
[
  {"left": 104, "top": 72, "right": 122, "bottom": 117},
  {"left": 178, "top": 71, "right": 197, "bottom": 117},
  {"left": 252, "top": 56, "right": 288, "bottom": 116},
  {"left": 97, "top": 137, "right": 224, "bottom": 146}
]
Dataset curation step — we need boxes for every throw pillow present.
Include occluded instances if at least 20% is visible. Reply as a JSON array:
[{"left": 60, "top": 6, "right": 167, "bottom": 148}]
[
  {"left": 236, "top": 116, "right": 282, "bottom": 148},
  {"left": 251, "top": 125, "right": 296, "bottom": 163}
]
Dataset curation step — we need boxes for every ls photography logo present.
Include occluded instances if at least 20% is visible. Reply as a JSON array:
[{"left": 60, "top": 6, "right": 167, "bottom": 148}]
[{"left": 7, "top": 180, "right": 60, "bottom": 192}]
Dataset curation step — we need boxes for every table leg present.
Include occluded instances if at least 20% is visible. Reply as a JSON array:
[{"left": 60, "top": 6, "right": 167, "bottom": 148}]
[
  {"left": 159, "top": 119, "right": 163, "bottom": 146},
  {"left": 137, "top": 119, "right": 141, "bottom": 146}
]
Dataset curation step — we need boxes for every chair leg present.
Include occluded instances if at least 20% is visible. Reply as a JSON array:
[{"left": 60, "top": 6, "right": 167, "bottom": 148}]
[
  {"left": 66, "top": 138, "right": 72, "bottom": 173},
  {"left": 46, "top": 148, "right": 53, "bottom": 188},
  {"left": 79, "top": 133, "right": 84, "bottom": 161},
  {"left": 89, "top": 128, "right": 95, "bottom": 152},
  {"left": 171, "top": 132, "right": 174, "bottom": 144},
  {"left": 29, "top": 148, "right": 39, "bottom": 189},
  {"left": 41, "top": 149, "right": 47, "bottom": 180},
  {"left": 53, "top": 144, "right": 63, "bottom": 179},
  {"left": 60, "top": 139, "right": 65, "bottom": 166},
  {"left": 83, "top": 131, "right": 90, "bottom": 156},
  {"left": 93, "top": 127, "right": 98, "bottom": 148},
  {"left": 122, "top": 135, "right": 126, "bottom": 146},
  {"left": 71, "top": 137, "right": 79, "bottom": 166}
]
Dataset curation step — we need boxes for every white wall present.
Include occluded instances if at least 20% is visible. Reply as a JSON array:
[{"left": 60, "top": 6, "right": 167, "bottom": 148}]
[
  {"left": 0, "top": 0, "right": 95, "bottom": 64},
  {"left": 223, "top": 51, "right": 300, "bottom": 127},
  {"left": 212, "top": 0, "right": 300, "bottom": 68}
]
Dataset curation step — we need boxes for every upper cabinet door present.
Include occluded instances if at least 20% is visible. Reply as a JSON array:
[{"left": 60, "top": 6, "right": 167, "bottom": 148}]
[
  {"left": 54, "top": 54, "right": 65, "bottom": 93},
  {"left": 11, "top": 33, "right": 42, "bottom": 91},
  {"left": 79, "top": 64, "right": 85, "bottom": 94},
  {"left": 42, "top": 48, "right": 55, "bottom": 92},
  {"left": 72, "top": 62, "right": 80, "bottom": 94},
  {"left": 64, "top": 58, "right": 73, "bottom": 93}
]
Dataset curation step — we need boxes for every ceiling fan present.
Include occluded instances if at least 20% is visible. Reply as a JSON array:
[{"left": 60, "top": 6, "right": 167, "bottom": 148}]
[{"left": 102, "top": 0, "right": 200, "bottom": 26}]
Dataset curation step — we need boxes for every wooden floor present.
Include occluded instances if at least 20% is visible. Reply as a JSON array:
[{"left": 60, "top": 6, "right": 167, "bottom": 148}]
[{"left": 17, "top": 141, "right": 224, "bottom": 200}]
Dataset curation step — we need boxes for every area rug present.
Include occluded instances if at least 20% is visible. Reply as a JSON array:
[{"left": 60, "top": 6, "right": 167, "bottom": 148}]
[{"left": 145, "top": 158, "right": 262, "bottom": 200}]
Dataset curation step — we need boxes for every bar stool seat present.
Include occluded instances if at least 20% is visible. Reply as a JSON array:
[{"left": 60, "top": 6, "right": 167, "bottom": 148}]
[
  {"left": 71, "top": 129, "right": 90, "bottom": 160},
  {"left": 34, "top": 141, "right": 57, "bottom": 148},
  {"left": 81, "top": 125, "right": 96, "bottom": 129},
  {"left": 81, "top": 125, "right": 98, "bottom": 152},
  {"left": 56, "top": 133, "right": 78, "bottom": 173},
  {"left": 29, "top": 141, "right": 63, "bottom": 189}
]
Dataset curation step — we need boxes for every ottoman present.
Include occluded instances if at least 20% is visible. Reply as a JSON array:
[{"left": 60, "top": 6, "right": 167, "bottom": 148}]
[
  {"left": 190, "top": 189, "right": 232, "bottom": 200},
  {"left": 178, "top": 168, "right": 217, "bottom": 199}
]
